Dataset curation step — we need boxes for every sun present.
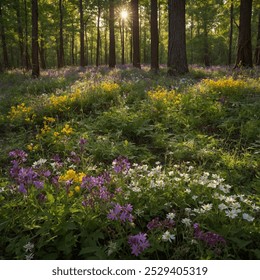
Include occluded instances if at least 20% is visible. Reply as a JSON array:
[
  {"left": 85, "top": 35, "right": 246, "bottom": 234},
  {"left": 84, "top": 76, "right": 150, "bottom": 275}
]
[{"left": 121, "top": 10, "right": 128, "bottom": 20}]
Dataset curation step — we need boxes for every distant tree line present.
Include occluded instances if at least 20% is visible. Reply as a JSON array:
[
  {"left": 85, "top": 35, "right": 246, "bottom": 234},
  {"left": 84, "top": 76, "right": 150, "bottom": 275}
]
[{"left": 0, "top": 0, "right": 259, "bottom": 77}]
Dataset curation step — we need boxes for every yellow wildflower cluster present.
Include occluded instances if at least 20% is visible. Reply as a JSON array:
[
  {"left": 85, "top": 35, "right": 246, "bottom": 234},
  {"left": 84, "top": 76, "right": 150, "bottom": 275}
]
[
  {"left": 48, "top": 89, "right": 81, "bottom": 112},
  {"left": 8, "top": 103, "right": 36, "bottom": 123},
  {"left": 202, "top": 78, "right": 246, "bottom": 92},
  {"left": 61, "top": 124, "right": 73, "bottom": 135},
  {"left": 148, "top": 87, "right": 181, "bottom": 105},
  {"left": 100, "top": 82, "right": 120, "bottom": 92},
  {"left": 59, "top": 169, "right": 86, "bottom": 184},
  {"left": 27, "top": 143, "right": 39, "bottom": 152}
]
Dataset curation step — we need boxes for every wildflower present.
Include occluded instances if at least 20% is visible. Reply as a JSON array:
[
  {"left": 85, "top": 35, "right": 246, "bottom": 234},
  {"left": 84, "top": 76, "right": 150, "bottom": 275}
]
[
  {"left": 68, "top": 191, "right": 74, "bottom": 197},
  {"left": 32, "top": 158, "right": 47, "bottom": 168},
  {"left": 162, "top": 231, "right": 175, "bottom": 243},
  {"left": 201, "top": 204, "right": 213, "bottom": 211},
  {"left": 218, "top": 203, "right": 228, "bottom": 211},
  {"left": 112, "top": 156, "right": 130, "bottom": 174},
  {"left": 242, "top": 213, "right": 254, "bottom": 222},
  {"left": 74, "top": 186, "right": 81, "bottom": 192},
  {"left": 181, "top": 218, "right": 192, "bottom": 227},
  {"left": 192, "top": 195, "right": 198, "bottom": 200},
  {"left": 167, "top": 212, "right": 176, "bottom": 220},
  {"left": 225, "top": 209, "right": 239, "bottom": 219},
  {"left": 61, "top": 124, "right": 73, "bottom": 135},
  {"left": 25, "top": 253, "right": 34, "bottom": 260},
  {"left": 9, "top": 149, "right": 28, "bottom": 162},
  {"left": 128, "top": 233, "right": 150, "bottom": 256},
  {"left": 23, "top": 242, "right": 34, "bottom": 252},
  {"left": 107, "top": 241, "right": 117, "bottom": 256},
  {"left": 107, "top": 203, "right": 134, "bottom": 223}
]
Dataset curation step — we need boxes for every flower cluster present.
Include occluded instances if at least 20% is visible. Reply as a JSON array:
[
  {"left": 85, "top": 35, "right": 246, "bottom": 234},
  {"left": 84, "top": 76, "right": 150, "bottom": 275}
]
[
  {"left": 193, "top": 223, "right": 226, "bottom": 248},
  {"left": 100, "top": 82, "right": 120, "bottom": 92},
  {"left": 147, "top": 217, "right": 175, "bottom": 231},
  {"left": 108, "top": 203, "right": 134, "bottom": 223},
  {"left": 148, "top": 87, "right": 181, "bottom": 105},
  {"left": 8, "top": 103, "right": 36, "bottom": 123},
  {"left": 128, "top": 233, "right": 150, "bottom": 256},
  {"left": 112, "top": 156, "right": 130, "bottom": 174}
]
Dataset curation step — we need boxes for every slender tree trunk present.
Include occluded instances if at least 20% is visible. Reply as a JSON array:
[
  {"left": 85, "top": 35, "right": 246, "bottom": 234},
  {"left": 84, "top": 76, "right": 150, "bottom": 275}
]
[
  {"left": 190, "top": 13, "right": 194, "bottom": 64},
  {"left": 121, "top": 19, "right": 125, "bottom": 65},
  {"left": 15, "top": 0, "right": 25, "bottom": 68},
  {"left": 58, "top": 0, "right": 64, "bottom": 68},
  {"left": 104, "top": 21, "right": 108, "bottom": 65},
  {"left": 31, "top": 0, "right": 40, "bottom": 77},
  {"left": 85, "top": 24, "right": 89, "bottom": 65},
  {"left": 168, "top": 0, "right": 188, "bottom": 75},
  {"left": 235, "top": 0, "right": 253, "bottom": 68},
  {"left": 131, "top": 0, "right": 141, "bottom": 68},
  {"left": 79, "top": 0, "right": 85, "bottom": 67},
  {"left": 151, "top": 0, "right": 159, "bottom": 71},
  {"left": 24, "top": 0, "right": 31, "bottom": 69},
  {"left": 255, "top": 10, "right": 260, "bottom": 65},
  {"left": 228, "top": 0, "right": 234, "bottom": 65},
  {"left": 109, "top": 0, "right": 116, "bottom": 68},
  {"left": 203, "top": 21, "right": 210, "bottom": 67},
  {"left": 96, "top": 3, "right": 101, "bottom": 67},
  {"left": 71, "top": 22, "right": 75, "bottom": 65},
  {"left": 0, "top": 3, "right": 9, "bottom": 69}
]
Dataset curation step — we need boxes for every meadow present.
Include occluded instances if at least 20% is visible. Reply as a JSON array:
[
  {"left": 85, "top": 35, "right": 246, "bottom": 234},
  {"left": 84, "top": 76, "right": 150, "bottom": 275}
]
[{"left": 0, "top": 66, "right": 259, "bottom": 260}]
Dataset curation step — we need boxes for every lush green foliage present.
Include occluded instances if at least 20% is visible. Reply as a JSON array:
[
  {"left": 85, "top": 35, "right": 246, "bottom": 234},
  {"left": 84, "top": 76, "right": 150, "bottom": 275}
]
[{"left": 0, "top": 66, "right": 259, "bottom": 260}]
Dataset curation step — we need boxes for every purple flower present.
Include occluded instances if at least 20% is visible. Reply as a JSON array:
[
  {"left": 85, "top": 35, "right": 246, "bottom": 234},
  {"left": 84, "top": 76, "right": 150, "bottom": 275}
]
[
  {"left": 34, "top": 181, "right": 44, "bottom": 189},
  {"left": 112, "top": 156, "right": 130, "bottom": 174},
  {"left": 79, "top": 138, "right": 87, "bottom": 152},
  {"left": 128, "top": 233, "right": 150, "bottom": 256},
  {"left": 193, "top": 223, "right": 226, "bottom": 248},
  {"left": 147, "top": 217, "right": 175, "bottom": 231},
  {"left": 107, "top": 203, "right": 134, "bottom": 223},
  {"left": 9, "top": 150, "right": 28, "bottom": 162}
]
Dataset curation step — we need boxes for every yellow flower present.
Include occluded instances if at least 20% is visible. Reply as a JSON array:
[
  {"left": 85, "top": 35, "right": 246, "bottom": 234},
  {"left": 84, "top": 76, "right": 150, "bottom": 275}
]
[
  {"left": 74, "top": 186, "right": 81, "bottom": 192},
  {"left": 101, "top": 82, "right": 120, "bottom": 92},
  {"left": 68, "top": 191, "right": 74, "bottom": 197},
  {"left": 61, "top": 124, "right": 73, "bottom": 135},
  {"left": 44, "top": 116, "right": 56, "bottom": 123},
  {"left": 53, "top": 131, "right": 60, "bottom": 137}
]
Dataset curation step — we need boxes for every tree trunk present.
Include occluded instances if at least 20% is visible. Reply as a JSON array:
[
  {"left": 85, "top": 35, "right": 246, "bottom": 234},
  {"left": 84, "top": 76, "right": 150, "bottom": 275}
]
[
  {"left": 228, "top": 0, "right": 234, "bottom": 65},
  {"left": 167, "top": 0, "right": 188, "bottom": 75},
  {"left": 15, "top": 0, "right": 25, "bottom": 69},
  {"left": 131, "top": 0, "right": 141, "bottom": 68},
  {"left": 235, "top": 0, "right": 253, "bottom": 68},
  {"left": 109, "top": 0, "right": 116, "bottom": 68},
  {"left": 0, "top": 3, "right": 9, "bottom": 69},
  {"left": 58, "top": 0, "right": 64, "bottom": 68},
  {"left": 79, "top": 0, "right": 85, "bottom": 67},
  {"left": 96, "top": 3, "right": 101, "bottom": 67},
  {"left": 255, "top": 10, "right": 260, "bottom": 65},
  {"left": 71, "top": 22, "right": 75, "bottom": 65},
  {"left": 24, "top": 0, "right": 31, "bottom": 70},
  {"left": 151, "top": 0, "right": 159, "bottom": 71},
  {"left": 85, "top": 24, "right": 89, "bottom": 65},
  {"left": 31, "top": 0, "right": 40, "bottom": 78},
  {"left": 203, "top": 21, "right": 210, "bottom": 67}
]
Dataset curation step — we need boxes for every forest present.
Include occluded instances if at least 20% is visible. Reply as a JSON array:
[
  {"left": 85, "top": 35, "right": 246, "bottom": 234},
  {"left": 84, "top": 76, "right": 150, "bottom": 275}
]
[{"left": 0, "top": 0, "right": 259, "bottom": 260}]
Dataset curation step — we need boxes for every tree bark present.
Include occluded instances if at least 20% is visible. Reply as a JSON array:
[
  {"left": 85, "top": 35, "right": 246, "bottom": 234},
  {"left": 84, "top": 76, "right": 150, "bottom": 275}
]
[
  {"left": 79, "top": 0, "right": 85, "bottom": 67},
  {"left": 109, "top": 0, "right": 116, "bottom": 68},
  {"left": 39, "top": 33, "right": 46, "bottom": 69},
  {"left": 15, "top": 0, "right": 25, "bottom": 69},
  {"left": 235, "top": 0, "right": 253, "bottom": 68},
  {"left": 24, "top": 0, "right": 31, "bottom": 70},
  {"left": 203, "top": 21, "right": 210, "bottom": 67},
  {"left": 0, "top": 2, "right": 9, "bottom": 69},
  {"left": 96, "top": 2, "right": 101, "bottom": 67},
  {"left": 131, "top": 0, "right": 141, "bottom": 68},
  {"left": 167, "top": 0, "right": 188, "bottom": 75},
  {"left": 255, "top": 10, "right": 260, "bottom": 65},
  {"left": 58, "top": 0, "right": 64, "bottom": 68},
  {"left": 228, "top": 0, "right": 234, "bottom": 65},
  {"left": 31, "top": 0, "right": 40, "bottom": 78},
  {"left": 151, "top": 0, "right": 159, "bottom": 71}
]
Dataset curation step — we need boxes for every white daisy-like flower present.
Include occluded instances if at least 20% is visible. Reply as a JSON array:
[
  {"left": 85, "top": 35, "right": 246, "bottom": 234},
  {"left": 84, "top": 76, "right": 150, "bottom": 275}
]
[
  {"left": 218, "top": 203, "right": 228, "bottom": 211},
  {"left": 185, "top": 188, "right": 191, "bottom": 194},
  {"left": 225, "top": 209, "right": 238, "bottom": 219},
  {"left": 181, "top": 218, "right": 191, "bottom": 226},
  {"left": 192, "top": 195, "right": 198, "bottom": 200},
  {"left": 201, "top": 203, "right": 213, "bottom": 211},
  {"left": 242, "top": 213, "right": 254, "bottom": 222},
  {"left": 32, "top": 158, "right": 47, "bottom": 168},
  {"left": 23, "top": 242, "right": 34, "bottom": 252},
  {"left": 25, "top": 253, "right": 34, "bottom": 260},
  {"left": 162, "top": 231, "right": 175, "bottom": 243},
  {"left": 167, "top": 212, "right": 176, "bottom": 220}
]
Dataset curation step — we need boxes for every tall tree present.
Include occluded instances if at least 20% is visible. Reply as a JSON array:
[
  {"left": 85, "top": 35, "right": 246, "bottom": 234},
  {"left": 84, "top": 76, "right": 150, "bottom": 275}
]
[
  {"left": 96, "top": 1, "right": 101, "bottom": 67},
  {"left": 228, "top": 0, "right": 234, "bottom": 65},
  {"left": 79, "top": 0, "right": 85, "bottom": 67},
  {"left": 31, "top": 0, "right": 40, "bottom": 77},
  {"left": 235, "top": 0, "right": 253, "bottom": 68},
  {"left": 151, "top": 0, "right": 159, "bottom": 71},
  {"left": 0, "top": 2, "right": 9, "bottom": 69},
  {"left": 168, "top": 0, "right": 188, "bottom": 75},
  {"left": 109, "top": 0, "right": 116, "bottom": 68},
  {"left": 58, "top": 0, "right": 65, "bottom": 68},
  {"left": 24, "top": 0, "right": 31, "bottom": 70},
  {"left": 255, "top": 10, "right": 260, "bottom": 65},
  {"left": 131, "top": 0, "right": 141, "bottom": 68},
  {"left": 15, "top": 0, "right": 25, "bottom": 68}
]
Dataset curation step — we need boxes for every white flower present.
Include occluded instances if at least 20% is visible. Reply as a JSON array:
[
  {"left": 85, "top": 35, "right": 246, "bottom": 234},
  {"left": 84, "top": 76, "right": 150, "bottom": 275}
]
[
  {"left": 201, "top": 203, "right": 213, "bottom": 211},
  {"left": 185, "top": 188, "right": 191, "bottom": 194},
  {"left": 167, "top": 212, "right": 176, "bottom": 220},
  {"left": 25, "top": 253, "right": 34, "bottom": 260},
  {"left": 225, "top": 209, "right": 238, "bottom": 219},
  {"left": 192, "top": 195, "right": 198, "bottom": 200},
  {"left": 225, "top": 196, "right": 236, "bottom": 204},
  {"left": 23, "top": 242, "right": 34, "bottom": 252},
  {"left": 107, "top": 241, "right": 117, "bottom": 256},
  {"left": 168, "top": 171, "right": 174, "bottom": 176},
  {"left": 242, "top": 213, "right": 254, "bottom": 222},
  {"left": 32, "top": 158, "right": 47, "bottom": 168},
  {"left": 251, "top": 204, "right": 260, "bottom": 211},
  {"left": 181, "top": 218, "right": 191, "bottom": 226},
  {"left": 162, "top": 231, "right": 175, "bottom": 243},
  {"left": 132, "top": 187, "right": 141, "bottom": 192},
  {"left": 218, "top": 203, "right": 228, "bottom": 211}
]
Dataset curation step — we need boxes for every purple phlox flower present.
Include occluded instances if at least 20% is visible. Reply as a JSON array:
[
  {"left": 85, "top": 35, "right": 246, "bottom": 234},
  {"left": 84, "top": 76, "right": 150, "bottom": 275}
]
[
  {"left": 51, "top": 176, "right": 59, "bottom": 187},
  {"left": 79, "top": 138, "right": 87, "bottom": 152},
  {"left": 99, "top": 186, "right": 112, "bottom": 201},
  {"left": 69, "top": 151, "right": 81, "bottom": 164},
  {"left": 128, "top": 233, "right": 150, "bottom": 256},
  {"left": 18, "top": 167, "right": 38, "bottom": 185},
  {"left": 34, "top": 181, "right": 44, "bottom": 189},
  {"left": 9, "top": 149, "right": 28, "bottom": 162},
  {"left": 18, "top": 184, "right": 27, "bottom": 194},
  {"left": 42, "top": 170, "right": 51, "bottom": 177},
  {"left": 81, "top": 173, "right": 110, "bottom": 190},
  {"left": 193, "top": 223, "right": 226, "bottom": 248},
  {"left": 107, "top": 203, "right": 134, "bottom": 223},
  {"left": 10, "top": 160, "right": 21, "bottom": 179},
  {"left": 112, "top": 156, "right": 131, "bottom": 174}
]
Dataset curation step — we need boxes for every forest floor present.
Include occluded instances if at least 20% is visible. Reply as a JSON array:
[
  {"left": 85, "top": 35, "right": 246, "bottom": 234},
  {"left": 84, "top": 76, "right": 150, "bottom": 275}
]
[{"left": 0, "top": 65, "right": 259, "bottom": 260}]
